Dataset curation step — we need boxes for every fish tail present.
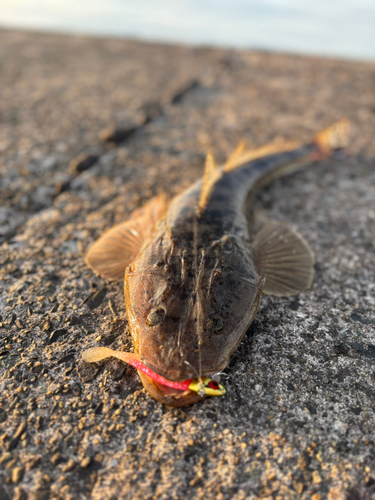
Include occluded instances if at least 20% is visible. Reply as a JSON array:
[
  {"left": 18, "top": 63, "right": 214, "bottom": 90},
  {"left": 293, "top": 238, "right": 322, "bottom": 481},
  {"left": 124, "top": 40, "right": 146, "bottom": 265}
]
[{"left": 313, "top": 118, "right": 350, "bottom": 158}]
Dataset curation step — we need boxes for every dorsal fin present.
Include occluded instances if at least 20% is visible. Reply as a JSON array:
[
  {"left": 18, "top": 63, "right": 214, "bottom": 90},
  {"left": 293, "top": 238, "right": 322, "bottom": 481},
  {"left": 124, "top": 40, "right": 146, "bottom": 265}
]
[
  {"left": 197, "top": 153, "right": 222, "bottom": 215},
  {"left": 225, "top": 140, "right": 246, "bottom": 169},
  {"left": 224, "top": 139, "right": 300, "bottom": 172}
]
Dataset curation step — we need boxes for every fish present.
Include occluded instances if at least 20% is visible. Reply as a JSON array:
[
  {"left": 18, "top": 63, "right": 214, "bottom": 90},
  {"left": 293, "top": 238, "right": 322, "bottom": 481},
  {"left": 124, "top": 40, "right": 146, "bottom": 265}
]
[{"left": 82, "top": 119, "right": 349, "bottom": 406}]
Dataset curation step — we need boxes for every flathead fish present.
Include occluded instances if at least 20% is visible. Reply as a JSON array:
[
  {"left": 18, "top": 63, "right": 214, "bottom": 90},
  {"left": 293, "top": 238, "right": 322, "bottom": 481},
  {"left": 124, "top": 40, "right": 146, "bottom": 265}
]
[{"left": 82, "top": 119, "right": 349, "bottom": 406}]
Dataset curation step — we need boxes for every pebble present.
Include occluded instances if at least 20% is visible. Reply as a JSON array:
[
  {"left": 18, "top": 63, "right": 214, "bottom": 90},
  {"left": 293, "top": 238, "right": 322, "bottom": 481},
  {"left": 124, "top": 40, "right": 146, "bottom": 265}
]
[
  {"left": 42, "top": 320, "right": 51, "bottom": 332},
  {"left": 304, "top": 402, "right": 317, "bottom": 415},
  {"left": 6, "top": 421, "right": 27, "bottom": 451},
  {"left": 312, "top": 471, "right": 322, "bottom": 484},
  {"left": 13, "top": 421, "right": 27, "bottom": 440},
  {"left": 13, "top": 487, "right": 27, "bottom": 500},
  {"left": 77, "top": 361, "right": 100, "bottom": 383},
  {"left": 25, "top": 455, "right": 41, "bottom": 471},
  {"left": 297, "top": 451, "right": 311, "bottom": 470},
  {"left": 51, "top": 453, "right": 63, "bottom": 465},
  {"left": 0, "top": 452, "right": 12, "bottom": 464},
  {"left": 80, "top": 456, "right": 91, "bottom": 468},
  {"left": 31, "top": 362, "right": 43, "bottom": 373},
  {"left": 108, "top": 358, "right": 126, "bottom": 380},
  {"left": 6, "top": 458, "right": 17, "bottom": 469},
  {"left": 61, "top": 459, "right": 75, "bottom": 473},
  {"left": 12, "top": 466, "right": 24, "bottom": 484}
]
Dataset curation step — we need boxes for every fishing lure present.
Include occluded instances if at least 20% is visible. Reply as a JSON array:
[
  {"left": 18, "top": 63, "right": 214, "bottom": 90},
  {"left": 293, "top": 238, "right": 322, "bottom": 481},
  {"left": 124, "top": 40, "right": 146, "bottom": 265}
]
[
  {"left": 82, "top": 347, "right": 225, "bottom": 396},
  {"left": 82, "top": 119, "right": 349, "bottom": 406}
]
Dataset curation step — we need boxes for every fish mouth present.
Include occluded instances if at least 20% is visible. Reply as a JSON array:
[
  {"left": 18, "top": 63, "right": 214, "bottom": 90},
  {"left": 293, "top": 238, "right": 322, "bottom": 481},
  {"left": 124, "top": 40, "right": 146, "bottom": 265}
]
[
  {"left": 140, "top": 359, "right": 196, "bottom": 383},
  {"left": 137, "top": 370, "right": 203, "bottom": 407},
  {"left": 137, "top": 357, "right": 226, "bottom": 405},
  {"left": 80, "top": 346, "right": 222, "bottom": 405}
]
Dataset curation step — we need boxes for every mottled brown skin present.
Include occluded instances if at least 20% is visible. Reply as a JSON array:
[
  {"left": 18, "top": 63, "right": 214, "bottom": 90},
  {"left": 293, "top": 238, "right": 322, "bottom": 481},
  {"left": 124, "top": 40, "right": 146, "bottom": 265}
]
[{"left": 124, "top": 147, "right": 313, "bottom": 406}]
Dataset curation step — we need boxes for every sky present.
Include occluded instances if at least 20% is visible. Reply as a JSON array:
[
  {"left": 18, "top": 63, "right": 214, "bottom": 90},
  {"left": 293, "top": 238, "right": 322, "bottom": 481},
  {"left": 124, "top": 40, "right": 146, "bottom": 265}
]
[{"left": 0, "top": 0, "right": 374, "bottom": 60}]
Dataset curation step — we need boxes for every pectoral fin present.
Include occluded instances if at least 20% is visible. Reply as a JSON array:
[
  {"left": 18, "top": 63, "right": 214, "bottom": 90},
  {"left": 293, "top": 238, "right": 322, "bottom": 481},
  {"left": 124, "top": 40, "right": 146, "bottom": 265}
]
[
  {"left": 252, "top": 222, "right": 314, "bottom": 297},
  {"left": 85, "top": 195, "right": 167, "bottom": 280}
]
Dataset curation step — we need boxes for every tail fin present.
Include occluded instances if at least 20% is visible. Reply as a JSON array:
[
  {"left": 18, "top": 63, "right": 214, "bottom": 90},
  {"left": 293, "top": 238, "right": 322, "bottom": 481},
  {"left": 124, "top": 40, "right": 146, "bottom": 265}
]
[{"left": 313, "top": 118, "right": 350, "bottom": 156}]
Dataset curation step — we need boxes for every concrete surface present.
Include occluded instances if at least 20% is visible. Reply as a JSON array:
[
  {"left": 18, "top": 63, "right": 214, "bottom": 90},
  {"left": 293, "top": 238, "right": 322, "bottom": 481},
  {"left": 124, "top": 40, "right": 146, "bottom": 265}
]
[{"left": 0, "top": 28, "right": 375, "bottom": 500}]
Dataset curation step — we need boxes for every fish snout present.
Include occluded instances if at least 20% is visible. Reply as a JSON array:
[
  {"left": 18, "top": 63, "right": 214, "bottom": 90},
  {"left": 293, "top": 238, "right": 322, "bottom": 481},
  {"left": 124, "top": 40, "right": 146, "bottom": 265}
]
[{"left": 141, "top": 350, "right": 196, "bottom": 382}]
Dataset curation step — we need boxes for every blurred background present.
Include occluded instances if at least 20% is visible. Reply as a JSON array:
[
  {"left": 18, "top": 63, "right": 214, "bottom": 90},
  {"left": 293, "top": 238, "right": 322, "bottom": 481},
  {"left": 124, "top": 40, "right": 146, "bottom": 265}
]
[{"left": 1, "top": 0, "right": 374, "bottom": 61}]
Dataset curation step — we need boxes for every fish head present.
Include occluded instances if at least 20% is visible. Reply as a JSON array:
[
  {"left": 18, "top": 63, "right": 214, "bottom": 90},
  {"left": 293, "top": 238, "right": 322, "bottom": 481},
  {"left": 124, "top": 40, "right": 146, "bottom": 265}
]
[
  {"left": 125, "top": 235, "right": 263, "bottom": 405},
  {"left": 194, "top": 246, "right": 264, "bottom": 373}
]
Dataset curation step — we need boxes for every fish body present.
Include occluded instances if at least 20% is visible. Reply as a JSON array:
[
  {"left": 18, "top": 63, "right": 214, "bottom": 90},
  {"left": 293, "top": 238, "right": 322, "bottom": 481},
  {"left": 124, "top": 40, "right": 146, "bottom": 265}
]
[{"left": 84, "top": 120, "right": 349, "bottom": 406}]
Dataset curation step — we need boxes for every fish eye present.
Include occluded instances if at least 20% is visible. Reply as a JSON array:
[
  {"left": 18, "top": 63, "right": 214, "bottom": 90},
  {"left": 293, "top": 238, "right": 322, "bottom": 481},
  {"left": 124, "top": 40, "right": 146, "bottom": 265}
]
[
  {"left": 207, "top": 315, "right": 224, "bottom": 334},
  {"left": 146, "top": 307, "right": 166, "bottom": 327}
]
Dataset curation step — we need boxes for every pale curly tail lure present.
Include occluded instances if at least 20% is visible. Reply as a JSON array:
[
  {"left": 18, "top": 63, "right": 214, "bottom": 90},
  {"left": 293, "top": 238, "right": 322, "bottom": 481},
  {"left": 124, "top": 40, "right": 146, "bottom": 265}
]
[{"left": 82, "top": 347, "right": 226, "bottom": 397}]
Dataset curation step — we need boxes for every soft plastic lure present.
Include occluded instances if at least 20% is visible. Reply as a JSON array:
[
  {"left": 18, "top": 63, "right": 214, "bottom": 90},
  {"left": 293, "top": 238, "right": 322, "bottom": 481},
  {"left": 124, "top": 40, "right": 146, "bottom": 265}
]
[{"left": 82, "top": 347, "right": 226, "bottom": 397}]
